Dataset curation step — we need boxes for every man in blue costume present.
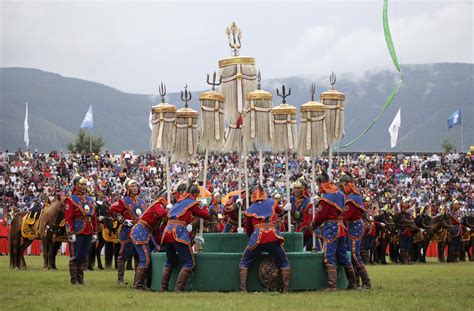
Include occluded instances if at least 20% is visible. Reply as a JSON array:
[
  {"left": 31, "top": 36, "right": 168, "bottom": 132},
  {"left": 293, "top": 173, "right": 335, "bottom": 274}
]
[
  {"left": 161, "top": 184, "right": 210, "bottom": 292},
  {"left": 239, "top": 184, "right": 292, "bottom": 293}
]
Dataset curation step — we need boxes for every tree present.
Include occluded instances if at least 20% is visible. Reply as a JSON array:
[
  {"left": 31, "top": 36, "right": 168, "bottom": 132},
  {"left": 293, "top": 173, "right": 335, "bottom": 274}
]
[
  {"left": 68, "top": 129, "right": 104, "bottom": 154},
  {"left": 441, "top": 139, "right": 455, "bottom": 153}
]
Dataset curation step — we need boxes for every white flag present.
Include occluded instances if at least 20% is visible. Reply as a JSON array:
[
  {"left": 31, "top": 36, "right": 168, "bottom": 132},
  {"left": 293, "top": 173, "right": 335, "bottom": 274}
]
[
  {"left": 24, "top": 102, "right": 29, "bottom": 148},
  {"left": 388, "top": 108, "right": 401, "bottom": 148},
  {"left": 148, "top": 110, "right": 153, "bottom": 131},
  {"left": 80, "top": 105, "right": 94, "bottom": 129}
]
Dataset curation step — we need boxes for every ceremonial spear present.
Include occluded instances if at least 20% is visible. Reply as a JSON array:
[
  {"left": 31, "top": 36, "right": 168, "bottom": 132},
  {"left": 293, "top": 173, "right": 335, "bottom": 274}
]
[
  {"left": 244, "top": 71, "right": 274, "bottom": 186},
  {"left": 320, "top": 72, "right": 345, "bottom": 174},
  {"left": 150, "top": 82, "right": 176, "bottom": 204},
  {"left": 219, "top": 22, "right": 257, "bottom": 232},
  {"left": 297, "top": 84, "right": 327, "bottom": 250},
  {"left": 272, "top": 85, "right": 297, "bottom": 232},
  {"left": 197, "top": 73, "right": 225, "bottom": 250}
]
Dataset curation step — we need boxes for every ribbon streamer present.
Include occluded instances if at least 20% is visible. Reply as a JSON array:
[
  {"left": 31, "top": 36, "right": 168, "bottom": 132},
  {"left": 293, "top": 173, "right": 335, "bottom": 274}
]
[{"left": 338, "top": 0, "right": 403, "bottom": 149}]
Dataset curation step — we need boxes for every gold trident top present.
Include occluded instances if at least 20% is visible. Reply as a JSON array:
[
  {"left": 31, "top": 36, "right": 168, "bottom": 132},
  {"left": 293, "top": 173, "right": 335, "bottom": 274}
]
[{"left": 226, "top": 22, "right": 242, "bottom": 56}]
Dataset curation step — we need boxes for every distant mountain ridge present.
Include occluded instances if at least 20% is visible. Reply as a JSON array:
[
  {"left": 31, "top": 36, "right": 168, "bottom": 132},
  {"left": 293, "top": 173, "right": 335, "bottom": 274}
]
[{"left": 0, "top": 63, "right": 472, "bottom": 153}]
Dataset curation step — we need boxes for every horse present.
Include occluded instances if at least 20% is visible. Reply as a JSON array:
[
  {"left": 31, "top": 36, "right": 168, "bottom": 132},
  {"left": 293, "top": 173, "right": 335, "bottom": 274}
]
[
  {"left": 373, "top": 211, "right": 395, "bottom": 265},
  {"left": 414, "top": 212, "right": 433, "bottom": 263},
  {"left": 9, "top": 197, "right": 66, "bottom": 270},
  {"left": 431, "top": 213, "right": 452, "bottom": 262},
  {"left": 393, "top": 211, "right": 420, "bottom": 263},
  {"left": 87, "top": 201, "right": 120, "bottom": 270},
  {"left": 460, "top": 215, "right": 474, "bottom": 262}
]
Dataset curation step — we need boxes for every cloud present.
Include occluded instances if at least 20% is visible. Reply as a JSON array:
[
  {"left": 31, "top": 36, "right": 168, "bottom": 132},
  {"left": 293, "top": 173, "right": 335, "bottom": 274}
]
[
  {"left": 278, "top": 1, "right": 472, "bottom": 81},
  {"left": 1, "top": 1, "right": 471, "bottom": 94}
]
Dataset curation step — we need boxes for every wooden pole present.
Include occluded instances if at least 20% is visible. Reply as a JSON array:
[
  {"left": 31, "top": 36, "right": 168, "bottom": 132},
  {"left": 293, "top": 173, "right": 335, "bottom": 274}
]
[{"left": 286, "top": 149, "right": 291, "bottom": 232}]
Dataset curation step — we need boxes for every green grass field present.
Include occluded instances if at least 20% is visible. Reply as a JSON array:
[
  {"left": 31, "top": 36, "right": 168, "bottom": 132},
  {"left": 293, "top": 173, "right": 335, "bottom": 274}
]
[{"left": 1, "top": 255, "right": 472, "bottom": 311}]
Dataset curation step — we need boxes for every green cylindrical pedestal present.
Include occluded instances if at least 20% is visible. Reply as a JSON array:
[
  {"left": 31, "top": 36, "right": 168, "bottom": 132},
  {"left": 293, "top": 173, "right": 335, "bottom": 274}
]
[{"left": 150, "top": 233, "right": 349, "bottom": 291}]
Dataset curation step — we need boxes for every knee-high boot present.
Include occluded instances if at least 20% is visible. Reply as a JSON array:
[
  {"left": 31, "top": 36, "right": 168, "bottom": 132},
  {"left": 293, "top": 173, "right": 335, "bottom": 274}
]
[
  {"left": 160, "top": 267, "right": 173, "bottom": 292},
  {"left": 325, "top": 264, "right": 337, "bottom": 292},
  {"left": 281, "top": 268, "right": 291, "bottom": 293},
  {"left": 77, "top": 263, "right": 86, "bottom": 285},
  {"left": 239, "top": 267, "right": 248, "bottom": 292},
  {"left": 175, "top": 268, "right": 193, "bottom": 293},
  {"left": 344, "top": 266, "right": 358, "bottom": 290},
  {"left": 117, "top": 259, "right": 127, "bottom": 285},
  {"left": 357, "top": 265, "right": 371, "bottom": 289},
  {"left": 69, "top": 260, "right": 78, "bottom": 285},
  {"left": 133, "top": 267, "right": 148, "bottom": 291}
]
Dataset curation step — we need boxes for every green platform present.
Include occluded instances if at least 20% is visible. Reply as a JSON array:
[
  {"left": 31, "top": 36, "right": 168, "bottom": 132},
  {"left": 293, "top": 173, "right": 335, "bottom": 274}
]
[{"left": 150, "top": 233, "right": 349, "bottom": 291}]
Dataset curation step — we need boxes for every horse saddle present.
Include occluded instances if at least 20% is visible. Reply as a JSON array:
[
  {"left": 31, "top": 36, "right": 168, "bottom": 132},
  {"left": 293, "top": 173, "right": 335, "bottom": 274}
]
[
  {"left": 25, "top": 209, "right": 43, "bottom": 226},
  {"left": 103, "top": 221, "right": 121, "bottom": 243}
]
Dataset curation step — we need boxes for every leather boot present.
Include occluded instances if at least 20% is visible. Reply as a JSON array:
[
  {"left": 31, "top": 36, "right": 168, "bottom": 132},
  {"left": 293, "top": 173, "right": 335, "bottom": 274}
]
[
  {"left": 117, "top": 259, "right": 127, "bottom": 285},
  {"left": 446, "top": 249, "right": 453, "bottom": 263},
  {"left": 357, "top": 265, "right": 371, "bottom": 289},
  {"left": 77, "top": 263, "right": 85, "bottom": 285},
  {"left": 453, "top": 251, "right": 459, "bottom": 263},
  {"left": 361, "top": 250, "right": 369, "bottom": 265},
  {"left": 325, "top": 264, "right": 337, "bottom": 292},
  {"left": 281, "top": 268, "right": 291, "bottom": 293},
  {"left": 69, "top": 260, "right": 78, "bottom": 285},
  {"left": 438, "top": 248, "right": 445, "bottom": 262},
  {"left": 354, "top": 269, "right": 361, "bottom": 288},
  {"left": 344, "top": 266, "right": 358, "bottom": 290},
  {"left": 400, "top": 251, "right": 407, "bottom": 264},
  {"left": 239, "top": 267, "right": 248, "bottom": 292},
  {"left": 133, "top": 267, "right": 148, "bottom": 291},
  {"left": 175, "top": 268, "right": 193, "bottom": 292},
  {"left": 160, "top": 267, "right": 173, "bottom": 292},
  {"left": 146, "top": 268, "right": 153, "bottom": 289}
]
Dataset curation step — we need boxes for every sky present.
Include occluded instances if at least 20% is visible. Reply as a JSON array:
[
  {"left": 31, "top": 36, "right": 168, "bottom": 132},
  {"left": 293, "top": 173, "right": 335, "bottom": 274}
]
[{"left": 1, "top": 0, "right": 472, "bottom": 94}]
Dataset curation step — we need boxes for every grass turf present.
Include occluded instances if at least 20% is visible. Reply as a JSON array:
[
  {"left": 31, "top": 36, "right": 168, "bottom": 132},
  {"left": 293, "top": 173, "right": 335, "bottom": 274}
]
[{"left": 0, "top": 255, "right": 472, "bottom": 310}]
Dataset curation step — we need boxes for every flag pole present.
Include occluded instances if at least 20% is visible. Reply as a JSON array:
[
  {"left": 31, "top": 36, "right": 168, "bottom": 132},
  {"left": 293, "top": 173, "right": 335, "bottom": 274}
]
[{"left": 460, "top": 107, "right": 464, "bottom": 152}]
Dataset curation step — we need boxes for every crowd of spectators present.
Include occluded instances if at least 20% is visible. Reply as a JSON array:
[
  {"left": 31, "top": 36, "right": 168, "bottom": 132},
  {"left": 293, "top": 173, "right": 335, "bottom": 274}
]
[{"left": 1, "top": 149, "right": 473, "bottom": 223}]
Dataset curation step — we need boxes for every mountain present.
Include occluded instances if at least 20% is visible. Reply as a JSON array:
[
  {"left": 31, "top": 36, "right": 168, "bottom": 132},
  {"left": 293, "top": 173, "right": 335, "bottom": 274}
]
[{"left": 0, "top": 63, "right": 472, "bottom": 153}]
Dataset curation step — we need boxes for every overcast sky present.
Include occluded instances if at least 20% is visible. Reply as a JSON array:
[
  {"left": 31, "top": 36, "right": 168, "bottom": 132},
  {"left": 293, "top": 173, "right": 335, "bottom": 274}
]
[{"left": 1, "top": 0, "right": 472, "bottom": 94}]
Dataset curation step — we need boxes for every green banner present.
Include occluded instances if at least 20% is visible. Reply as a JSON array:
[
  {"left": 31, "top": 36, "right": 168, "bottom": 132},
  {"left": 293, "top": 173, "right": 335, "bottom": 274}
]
[
  {"left": 384, "top": 0, "right": 400, "bottom": 73},
  {"left": 338, "top": 0, "right": 402, "bottom": 149}
]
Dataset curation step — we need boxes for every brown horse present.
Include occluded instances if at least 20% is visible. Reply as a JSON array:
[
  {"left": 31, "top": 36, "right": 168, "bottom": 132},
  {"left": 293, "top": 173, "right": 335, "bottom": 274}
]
[
  {"left": 431, "top": 213, "right": 452, "bottom": 262},
  {"left": 9, "top": 197, "right": 66, "bottom": 270}
]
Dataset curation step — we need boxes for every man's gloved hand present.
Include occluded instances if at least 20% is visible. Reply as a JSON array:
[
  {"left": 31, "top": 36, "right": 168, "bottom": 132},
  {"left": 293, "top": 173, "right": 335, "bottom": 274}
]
[
  {"left": 91, "top": 234, "right": 98, "bottom": 243},
  {"left": 200, "top": 199, "right": 207, "bottom": 206},
  {"left": 283, "top": 203, "right": 292, "bottom": 212},
  {"left": 194, "top": 236, "right": 205, "bottom": 245},
  {"left": 466, "top": 227, "right": 471, "bottom": 232},
  {"left": 124, "top": 219, "right": 133, "bottom": 227},
  {"left": 311, "top": 196, "right": 320, "bottom": 206},
  {"left": 380, "top": 222, "right": 386, "bottom": 227},
  {"left": 98, "top": 216, "right": 105, "bottom": 222},
  {"left": 166, "top": 204, "right": 173, "bottom": 210},
  {"left": 293, "top": 210, "right": 301, "bottom": 220},
  {"left": 235, "top": 199, "right": 243, "bottom": 208},
  {"left": 68, "top": 233, "right": 76, "bottom": 243},
  {"left": 186, "top": 224, "right": 193, "bottom": 232},
  {"left": 217, "top": 213, "right": 223, "bottom": 220},
  {"left": 237, "top": 227, "right": 244, "bottom": 234}
]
